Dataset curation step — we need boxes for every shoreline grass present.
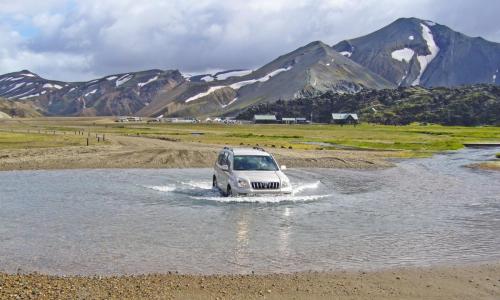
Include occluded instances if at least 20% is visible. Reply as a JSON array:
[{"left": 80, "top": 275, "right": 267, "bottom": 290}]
[{"left": 1, "top": 119, "right": 499, "bottom": 156}]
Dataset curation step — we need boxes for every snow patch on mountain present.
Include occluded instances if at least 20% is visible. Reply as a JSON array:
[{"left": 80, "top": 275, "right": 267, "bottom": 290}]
[
  {"left": 221, "top": 97, "right": 238, "bottom": 108},
  {"left": 185, "top": 86, "right": 227, "bottom": 103},
  {"left": 181, "top": 73, "right": 192, "bottom": 82},
  {"left": 106, "top": 76, "right": 118, "bottom": 81},
  {"left": 425, "top": 20, "right": 436, "bottom": 26},
  {"left": 43, "top": 83, "right": 63, "bottom": 89},
  {"left": 340, "top": 51, "right": 352, "bottom": 57},
  {"left": 3, "top": 83, "right": 25, "bottom": 94},
  {"left": 11, "top": 88, "right": 36, "bottom": 99},
  {"left": 494, "top": 69, "right": 498, "bottom": 83},
  {"left": 229, "top": 66, "right": 292, "bottom": 89},
  {"left": 20, "top": 93, "right": 40, "bottom": 100},
  {"left": 391, "top": 48, "right": 415, "bottom": 63},
  {"left": 408, "top": 35, "right": 414, "bottom": 40},
  {"left": 116, "top": 74, "right": 133, "bottom": 87},
  {"left": 138, "top": 76, "right": 158, "bottom": 87},
  {"left": 200, "top": 75, "right": 214, "bottom": 82},
  {"left": 21, "top": 73, "right": 36, "bottom": 77},
  {"left": 84, "top": 89, "right": 98, "bottom": 97},
  {"left": 216, "top": 70, "right": 252, "bottom": 80},
  {"left": 412, "top": 23, "right": 440, "bottom": 86},
  {"left": 185, "top": 66, "right": 293, "bottom": 103}
]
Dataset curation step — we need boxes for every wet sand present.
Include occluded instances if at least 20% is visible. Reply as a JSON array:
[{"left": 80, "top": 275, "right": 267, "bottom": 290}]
[
  {"left": 469, "top": 161, "right": 500, "bottom": 171},
  {"left": 0, "top": 134, "right": 394, "bottom": 171},
  {"left": 1, "top": 264, "right": 499, "bottom": 299}
]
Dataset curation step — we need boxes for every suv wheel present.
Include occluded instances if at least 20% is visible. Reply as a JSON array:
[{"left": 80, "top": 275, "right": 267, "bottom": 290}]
[
  {"left": 212, "top": 175, "right": 217, "bottom": 189},
  {"left": 226, "top": 185, "right": 233, "bottom": 197}
]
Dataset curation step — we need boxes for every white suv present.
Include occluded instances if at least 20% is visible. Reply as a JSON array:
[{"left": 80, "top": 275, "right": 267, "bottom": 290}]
[{"left": 213, "top": 147, "right": 292, "bottom": 196}]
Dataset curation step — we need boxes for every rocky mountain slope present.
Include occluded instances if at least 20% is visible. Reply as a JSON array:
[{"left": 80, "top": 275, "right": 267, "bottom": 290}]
[
  {"left": 0, "top": 69, "right": 185, "bottom": 116},
  {"left": 333, "top": 17, "right": 500, "bottom": 87},
  {"left": 139, "top": 41, "right": 394, "bottom": 117},
  {"left": 0, "top": 97, "right": 43, "bottom": 118}
]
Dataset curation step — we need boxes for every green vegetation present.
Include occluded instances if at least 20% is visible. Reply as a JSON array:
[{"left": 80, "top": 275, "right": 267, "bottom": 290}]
[
  {"left": 0, "top": 131, "right": 86, "bottom": 150},
  {"left": 496, "top": 153, "right": 500, "bottom": 159},
  {"left": 3, "top": 118, "right": 499, "bottom": 157},
  {"left": 238, "top": 85, "right": 500, "bottom": 126}
]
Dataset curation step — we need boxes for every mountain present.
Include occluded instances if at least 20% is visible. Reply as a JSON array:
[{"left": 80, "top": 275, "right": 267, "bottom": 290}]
[
  {"left": 2, "top": 17, "right": 499, "bottom": 118},
  {"left": 333, "top": 17, "right": 500, "bottom": 88},
  {"left": 0, "top": 97, "right": 43, "bottom": 118},
  {"left": 237, "top": 84, "right": 500, "bottom": 126},
  {"left": 0, "top": 43, "right": 392, "bottom": 118},
  {"left": 139, "top": 41, "right": 394, "bottom": 117},
  {"left": 0, "top": 69, "right": 185, "bottom": 116}
]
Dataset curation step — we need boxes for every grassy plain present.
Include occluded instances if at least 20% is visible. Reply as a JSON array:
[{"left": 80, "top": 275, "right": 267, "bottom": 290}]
[{"left": 2, "top": 118, "right": 499, "bottom": 155}]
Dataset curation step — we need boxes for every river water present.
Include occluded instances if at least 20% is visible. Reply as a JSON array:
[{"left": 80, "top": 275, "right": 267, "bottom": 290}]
[{"left": 0, "top": 148, "right": 499, "bottom": 275}]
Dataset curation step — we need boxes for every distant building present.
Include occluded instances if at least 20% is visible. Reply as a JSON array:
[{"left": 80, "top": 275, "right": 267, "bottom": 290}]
[
  {"left": 331, "top": 113, "right": 359, "bottom": 125},
  {"left": 253, "top": 114, "right": 278, "bottom": 124},
  {"left": 116, "top": 116, "right": 142, "bottom": 122},
  {"left": 295, "top": 117, "right": 309, "bottom": 124},
  {"left": 281, "top": 117, "right": 296, "bottom": 124},
  {"left": 281, "top": 117, "right": 310, "bottom": 124},
  {"left": 161, "top": 117, "right": 198, "bottom": 123}
]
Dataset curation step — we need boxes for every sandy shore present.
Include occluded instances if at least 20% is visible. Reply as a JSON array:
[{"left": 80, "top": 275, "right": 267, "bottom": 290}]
[
  {"left": 1, "top": 264, "right": 499, "bottom": 299},
  {"left": 469, "top": 161, "right": 500, "bottom": 171},
  {"left": 0, "top": 134, "right": 394, "bottom": 171}
]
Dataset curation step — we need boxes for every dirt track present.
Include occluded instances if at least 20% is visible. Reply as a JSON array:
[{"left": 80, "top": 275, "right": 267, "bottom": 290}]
[{"left": 0, "top": 134, "right": 394, "bottom": 171}]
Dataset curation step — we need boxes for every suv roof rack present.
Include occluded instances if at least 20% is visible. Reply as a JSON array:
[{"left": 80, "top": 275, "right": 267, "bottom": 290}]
[{"left": 253, "top": 146, "right": 266, "bottom": 152}]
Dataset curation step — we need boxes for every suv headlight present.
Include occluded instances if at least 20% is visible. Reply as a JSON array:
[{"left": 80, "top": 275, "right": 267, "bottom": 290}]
[
  {"left": 281, "top": 180, "right": 290, "bottom": 188},
  {"left": 237, "top": 178, "right": 250, "bottom": 188}
]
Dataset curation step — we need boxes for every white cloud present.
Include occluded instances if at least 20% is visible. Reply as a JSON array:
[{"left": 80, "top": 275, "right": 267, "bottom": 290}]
[{"left": 0, "top": 0, "right": 498, "bottom": 81}]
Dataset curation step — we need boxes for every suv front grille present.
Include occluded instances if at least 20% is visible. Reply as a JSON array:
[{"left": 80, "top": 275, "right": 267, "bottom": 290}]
[{"left": 251, "top": 182, "right": 280, "bottom": 190}]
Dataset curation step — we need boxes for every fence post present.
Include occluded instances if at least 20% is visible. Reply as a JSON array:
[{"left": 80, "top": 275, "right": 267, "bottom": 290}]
[{"left": 86, "top": 138, "right": 89, "bottom": 146}]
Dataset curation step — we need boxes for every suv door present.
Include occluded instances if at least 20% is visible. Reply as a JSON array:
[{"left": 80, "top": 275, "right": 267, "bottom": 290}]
[
  {"left": 216, "top": 151, "right": 230, "bottom": 189},
  {"left": 220, "top": 151, "right": 231, "bottom": 189},
  {"left": 215, "top": 152, "right": 224, "bottom": 189}
]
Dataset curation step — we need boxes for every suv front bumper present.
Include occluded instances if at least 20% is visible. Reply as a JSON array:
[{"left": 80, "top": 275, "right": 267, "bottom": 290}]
[{"left": 231, "top": 185, "right": 292, "bottom": 196}]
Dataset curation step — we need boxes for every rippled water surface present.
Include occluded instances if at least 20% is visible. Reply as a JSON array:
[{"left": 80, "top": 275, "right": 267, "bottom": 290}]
[{"left": 0, "top": 148, "right": 499, "bottom": 275}]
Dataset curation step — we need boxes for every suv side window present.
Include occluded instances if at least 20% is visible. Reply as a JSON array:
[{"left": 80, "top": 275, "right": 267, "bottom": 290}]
[
  {"left": 222, "top": 152, "right": 229, "bottom": 167},
  {"left": 218, "top": 151, "right": 230, "bottom": 167},
  {"left": 217, "top": 153, "right": 225, "bottom": 165}
]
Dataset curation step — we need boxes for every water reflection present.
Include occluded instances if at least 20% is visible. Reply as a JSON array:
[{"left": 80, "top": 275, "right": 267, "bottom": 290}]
[{"left": 278, "top": 207, "right": 292, "bottom": 256}]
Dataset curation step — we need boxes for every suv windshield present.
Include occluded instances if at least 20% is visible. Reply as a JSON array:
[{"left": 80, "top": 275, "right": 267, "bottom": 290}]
[{"left": 233, "top": 155, "right": 279, "bottom": 171}]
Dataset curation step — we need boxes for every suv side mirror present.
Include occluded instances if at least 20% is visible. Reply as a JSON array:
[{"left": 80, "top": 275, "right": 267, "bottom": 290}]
[
  {"left": 281, "top": 165, "right": 287, "bottom": 170},
  {"left": 221, "top": 164, "right": 229, "bottom": 172}
]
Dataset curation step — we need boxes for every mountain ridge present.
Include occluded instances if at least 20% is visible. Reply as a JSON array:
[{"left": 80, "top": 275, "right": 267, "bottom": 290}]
[
  {"left": 332, "top": 17, "right": 500, "bottom": 88},
  {"left": 0, "top": 17, "right": 499, "bottom": 118}
]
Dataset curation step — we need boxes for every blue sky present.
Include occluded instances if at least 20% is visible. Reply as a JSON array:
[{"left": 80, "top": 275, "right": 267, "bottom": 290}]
[{"left": 1, "top": 0, "right": 499, "bottom": 81}]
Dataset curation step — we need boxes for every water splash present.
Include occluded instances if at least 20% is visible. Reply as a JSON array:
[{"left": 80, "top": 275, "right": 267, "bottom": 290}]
[
  {"left": 190, "top": 194, "right": 330, "bottom": 203},
  {"left": 292, "top": 181, "right": 321, "bottom": 195},
  {"left": 146, "top": 180, "right": 325, "bottom": 203},
  {"left": 144, "top": 185, "right": 176, "bottom": 192}
]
